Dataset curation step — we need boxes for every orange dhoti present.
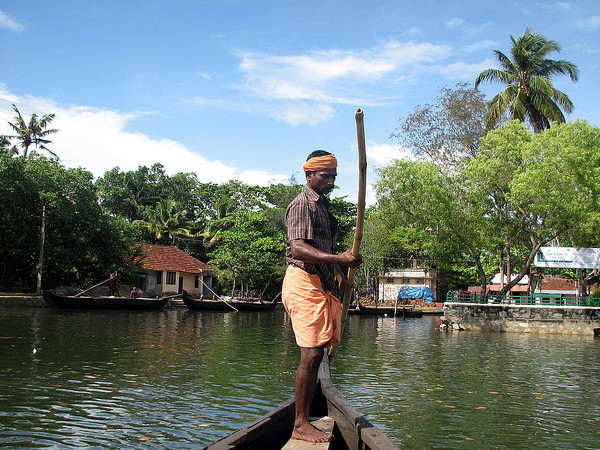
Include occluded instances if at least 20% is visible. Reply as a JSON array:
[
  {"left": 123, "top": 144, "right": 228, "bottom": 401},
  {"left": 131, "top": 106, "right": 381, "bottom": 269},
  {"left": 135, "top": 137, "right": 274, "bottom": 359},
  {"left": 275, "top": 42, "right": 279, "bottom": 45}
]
[{"left": 282, "top": 265, "right": 342, "bottom": 348}]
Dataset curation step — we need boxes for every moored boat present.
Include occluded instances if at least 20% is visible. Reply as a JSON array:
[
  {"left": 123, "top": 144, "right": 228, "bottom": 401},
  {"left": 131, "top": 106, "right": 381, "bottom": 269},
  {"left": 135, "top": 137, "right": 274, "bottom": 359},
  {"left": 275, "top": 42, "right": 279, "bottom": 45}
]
[
  {"left": 182, "top": 290, "right": 278, "bottom": 312},
  {"left": 43, "top": 290, "right": 169, "bottom": 310},
  {"left": 202, "top": 353, "right": 398, "bottom": 450},
  {"left": 357, "top": 302, "right": 424, "bottom": 318}
]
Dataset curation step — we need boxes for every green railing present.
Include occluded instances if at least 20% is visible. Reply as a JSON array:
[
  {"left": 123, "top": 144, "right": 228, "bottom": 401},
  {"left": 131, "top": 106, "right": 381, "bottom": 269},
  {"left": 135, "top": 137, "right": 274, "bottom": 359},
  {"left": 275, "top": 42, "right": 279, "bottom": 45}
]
[{"left": 445, "top": 290, "right": 600, "bottom": 307}]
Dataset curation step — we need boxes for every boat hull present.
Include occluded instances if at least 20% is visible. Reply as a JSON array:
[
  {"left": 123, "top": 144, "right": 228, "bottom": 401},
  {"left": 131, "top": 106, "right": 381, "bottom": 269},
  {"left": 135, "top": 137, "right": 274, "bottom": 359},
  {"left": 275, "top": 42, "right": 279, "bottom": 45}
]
[
  {"left": 43, "top": 291, "right": 169, "bottom": 310},
  {"left": 182, "top": 290, "right": 277, "bottom": 312},
  {"left": 202, "top": 354, "right": 398, "bottom": 450},
  {"left": 357, "top": 303, "right": 423, "bottom": 317}
]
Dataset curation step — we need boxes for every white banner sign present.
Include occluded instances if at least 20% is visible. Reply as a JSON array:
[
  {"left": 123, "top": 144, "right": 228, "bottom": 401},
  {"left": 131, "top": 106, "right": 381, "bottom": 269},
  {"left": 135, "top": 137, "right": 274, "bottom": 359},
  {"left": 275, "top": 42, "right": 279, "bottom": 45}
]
[{"left": 534, "top": 247, "right": 600, "bottom": 269}]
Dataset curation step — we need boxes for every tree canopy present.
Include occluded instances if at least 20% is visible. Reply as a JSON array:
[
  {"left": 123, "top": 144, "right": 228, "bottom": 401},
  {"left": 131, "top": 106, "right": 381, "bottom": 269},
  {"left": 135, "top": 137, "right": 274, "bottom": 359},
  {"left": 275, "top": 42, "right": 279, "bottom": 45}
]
[
  {"left": 375, "top": 120, "right": 600, "bottom": 294},
  {"left": 0, "top": 151, "right": 137, "bottom": 290},
  {"left": 391, "top": 83, "right": 489, "bottom": 168}
]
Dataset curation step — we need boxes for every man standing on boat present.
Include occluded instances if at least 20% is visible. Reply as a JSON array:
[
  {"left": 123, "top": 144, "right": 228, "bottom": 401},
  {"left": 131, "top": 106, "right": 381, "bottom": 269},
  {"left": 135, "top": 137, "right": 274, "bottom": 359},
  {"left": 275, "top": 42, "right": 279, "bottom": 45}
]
[{"left": 282, "top": 150, "right": 362, "bottom": 443}]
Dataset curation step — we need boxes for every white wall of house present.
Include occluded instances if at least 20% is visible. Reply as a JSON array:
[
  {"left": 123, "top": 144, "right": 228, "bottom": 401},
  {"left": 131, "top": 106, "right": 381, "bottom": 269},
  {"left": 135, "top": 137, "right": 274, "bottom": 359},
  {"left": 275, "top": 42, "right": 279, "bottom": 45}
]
[{"left": 137, "top": 270, "right": 208, "bottom": 296}]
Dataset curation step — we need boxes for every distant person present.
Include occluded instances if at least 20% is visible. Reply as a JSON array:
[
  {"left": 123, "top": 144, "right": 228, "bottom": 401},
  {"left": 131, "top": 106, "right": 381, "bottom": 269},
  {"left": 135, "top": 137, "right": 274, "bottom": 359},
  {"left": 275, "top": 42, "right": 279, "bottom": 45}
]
[
  {"left": 109, "top": 272, "right": 121, "bottom": 297},
  {"left": 282, "top": 150, "right": 362, "bottom": 443},
  {"left": 129, "top": 286, "right": 138, "bottom": 298}
]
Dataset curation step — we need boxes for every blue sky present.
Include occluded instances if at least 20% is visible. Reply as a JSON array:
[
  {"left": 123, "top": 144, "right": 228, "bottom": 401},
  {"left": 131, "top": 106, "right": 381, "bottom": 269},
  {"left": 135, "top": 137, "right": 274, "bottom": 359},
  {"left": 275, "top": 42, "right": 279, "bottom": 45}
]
[{"left": 1, "top": 1, "right": 598, "bottom": 204}]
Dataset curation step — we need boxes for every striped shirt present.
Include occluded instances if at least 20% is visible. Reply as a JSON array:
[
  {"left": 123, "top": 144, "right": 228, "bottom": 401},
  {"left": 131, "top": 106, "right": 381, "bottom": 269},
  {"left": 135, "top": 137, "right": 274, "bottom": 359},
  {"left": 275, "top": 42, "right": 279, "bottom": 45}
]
[{"left": 285, "top": 185, "right": 339, "bottom": 298}]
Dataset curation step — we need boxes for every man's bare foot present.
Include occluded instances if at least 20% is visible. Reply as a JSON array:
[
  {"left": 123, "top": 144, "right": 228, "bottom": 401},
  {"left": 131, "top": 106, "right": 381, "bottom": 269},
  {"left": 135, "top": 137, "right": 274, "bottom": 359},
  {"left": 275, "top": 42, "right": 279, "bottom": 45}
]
[{"left": 292, "top": 423, "right": 332, "bottom": 443}]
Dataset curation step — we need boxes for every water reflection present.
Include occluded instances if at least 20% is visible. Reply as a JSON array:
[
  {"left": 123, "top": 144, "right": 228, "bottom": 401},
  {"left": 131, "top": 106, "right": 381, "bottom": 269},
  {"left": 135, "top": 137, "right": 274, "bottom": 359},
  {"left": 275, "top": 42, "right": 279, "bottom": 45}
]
[
  {"left": 0, "top": 309, "right": 599, "bottom": 449},
  {"left": 0, "top": 309, "right": 298, "bottom": 448}
]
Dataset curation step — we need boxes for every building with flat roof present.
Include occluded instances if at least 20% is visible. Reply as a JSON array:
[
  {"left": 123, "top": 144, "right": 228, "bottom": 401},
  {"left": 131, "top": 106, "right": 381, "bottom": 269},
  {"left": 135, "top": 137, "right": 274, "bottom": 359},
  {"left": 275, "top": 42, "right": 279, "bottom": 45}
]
[{"left": 377, "top": 262, "right": 438, "bottom": 302}]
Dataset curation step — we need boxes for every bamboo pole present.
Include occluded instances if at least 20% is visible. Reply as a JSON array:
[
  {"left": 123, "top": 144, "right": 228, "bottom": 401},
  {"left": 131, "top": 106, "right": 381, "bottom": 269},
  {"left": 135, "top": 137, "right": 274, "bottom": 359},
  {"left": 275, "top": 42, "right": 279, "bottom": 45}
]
[
  {"left": 329, "top": 109, "right": 367, "bottom": 357},
  {"left": 200, "top": 278, "right": 238, "bottom": 312},
  {"left": 73, "top": 277, "right": 113, "bottom": 297}
]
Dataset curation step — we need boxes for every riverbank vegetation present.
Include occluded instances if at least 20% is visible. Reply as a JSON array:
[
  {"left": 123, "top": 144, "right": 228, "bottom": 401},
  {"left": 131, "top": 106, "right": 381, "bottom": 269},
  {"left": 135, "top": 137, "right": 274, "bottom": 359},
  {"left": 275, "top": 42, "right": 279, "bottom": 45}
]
[{"left": 1, "top": 29, "right": 598, "bottom": 299}]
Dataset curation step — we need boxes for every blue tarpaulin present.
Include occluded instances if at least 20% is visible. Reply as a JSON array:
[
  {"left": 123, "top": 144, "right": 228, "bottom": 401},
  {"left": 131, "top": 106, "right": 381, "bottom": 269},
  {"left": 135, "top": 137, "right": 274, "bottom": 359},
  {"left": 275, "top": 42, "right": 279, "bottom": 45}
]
[{"left": 397, "top": 286, "right": 435, "bottom": 304}]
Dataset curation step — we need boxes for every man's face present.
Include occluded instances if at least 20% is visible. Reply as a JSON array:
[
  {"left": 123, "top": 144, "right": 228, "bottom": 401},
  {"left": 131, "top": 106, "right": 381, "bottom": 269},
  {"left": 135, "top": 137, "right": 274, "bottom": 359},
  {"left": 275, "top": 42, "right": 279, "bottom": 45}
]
[{"left": 307, "top": 168, "right": 337, "bottom": 196}]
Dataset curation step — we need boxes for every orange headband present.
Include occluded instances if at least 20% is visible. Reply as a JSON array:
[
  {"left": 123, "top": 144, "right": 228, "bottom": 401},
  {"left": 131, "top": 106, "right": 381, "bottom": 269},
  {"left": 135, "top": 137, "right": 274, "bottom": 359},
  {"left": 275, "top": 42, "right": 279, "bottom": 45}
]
[{"left": 302, "top": 154, "right": 337, "bottom": 172}]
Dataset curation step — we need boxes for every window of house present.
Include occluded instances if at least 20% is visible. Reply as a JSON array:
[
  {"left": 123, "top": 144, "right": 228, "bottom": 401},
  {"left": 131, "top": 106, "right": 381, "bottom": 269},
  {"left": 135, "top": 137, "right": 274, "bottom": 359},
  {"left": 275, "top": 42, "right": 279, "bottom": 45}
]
[
  {"left": 386, "top": 278, "right": 394, "bottom": 283},
  {"left": 156, "top": 271, "right": 162, "bottom": 285},
  {"left": 166, "top": 271, "right": 176, "bottom": 285},
  {"left": 402, "top": 278, "right": 410, "bottom": 284},
  {"left": 194, "top": 276, "right": 199, "bottom": 288},
  {"left": 413, "top": 278, "right": 424, "bottom": 285}
]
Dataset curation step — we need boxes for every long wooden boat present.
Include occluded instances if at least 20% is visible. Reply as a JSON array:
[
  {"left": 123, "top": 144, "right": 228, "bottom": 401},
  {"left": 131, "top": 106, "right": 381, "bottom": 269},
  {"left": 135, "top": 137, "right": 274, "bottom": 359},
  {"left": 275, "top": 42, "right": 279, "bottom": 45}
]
[
  {"left": 182, "top": 290, "right": 278, "bottom": 312},
  {"left": 43, "top": 290, "right": 169, "bottom": 310},
  {"left": 356, "top": 302, "right": 423, "bottom": 318},
  {"left": 202, "top": 353, "right": 398, "bottom": 450}
]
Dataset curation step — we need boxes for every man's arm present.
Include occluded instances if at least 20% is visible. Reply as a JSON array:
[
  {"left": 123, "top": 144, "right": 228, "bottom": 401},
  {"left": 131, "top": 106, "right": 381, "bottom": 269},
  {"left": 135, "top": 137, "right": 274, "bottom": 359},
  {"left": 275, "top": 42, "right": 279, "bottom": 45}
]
[{"left": 290, "top": 239, "right": 362, "bottom": 267}]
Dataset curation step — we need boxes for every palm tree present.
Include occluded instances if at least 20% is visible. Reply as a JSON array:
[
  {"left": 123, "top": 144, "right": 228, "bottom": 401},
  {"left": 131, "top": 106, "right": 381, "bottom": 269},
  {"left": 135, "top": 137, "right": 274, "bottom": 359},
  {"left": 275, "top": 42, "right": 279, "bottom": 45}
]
[
  {"left": 475, "top": 29, "right": 578, "bottom": 133},
  {"left": 199, "top": 194, "right": 235, "bottom": 248},
  {"left": 6, "top": 104, "right": 59, "bottom": 158},
  {"left": 134, "top": 199, "right": 194, "bottom": 244}
]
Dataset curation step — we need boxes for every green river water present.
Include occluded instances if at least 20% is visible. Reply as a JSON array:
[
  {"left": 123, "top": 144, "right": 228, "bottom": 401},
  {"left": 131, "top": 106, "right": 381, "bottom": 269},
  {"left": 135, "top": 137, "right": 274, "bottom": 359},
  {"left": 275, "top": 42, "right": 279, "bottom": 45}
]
[{"left": 0, "top": 307, "right": 599, "bottom": 449}]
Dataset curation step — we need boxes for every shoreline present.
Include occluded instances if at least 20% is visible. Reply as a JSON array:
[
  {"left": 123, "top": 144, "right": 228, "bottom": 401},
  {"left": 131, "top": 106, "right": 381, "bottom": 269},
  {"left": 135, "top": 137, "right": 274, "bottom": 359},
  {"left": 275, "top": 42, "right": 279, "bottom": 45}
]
[{"left": 0, "top": 292, "right": 188, "bottom": 308}]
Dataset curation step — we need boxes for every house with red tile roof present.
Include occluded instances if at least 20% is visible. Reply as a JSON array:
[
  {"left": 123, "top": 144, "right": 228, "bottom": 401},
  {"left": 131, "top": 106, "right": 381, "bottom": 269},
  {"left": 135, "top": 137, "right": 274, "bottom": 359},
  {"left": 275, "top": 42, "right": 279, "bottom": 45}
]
[{"left": 134, "top": 244, "right": 214, "bottom": 297}]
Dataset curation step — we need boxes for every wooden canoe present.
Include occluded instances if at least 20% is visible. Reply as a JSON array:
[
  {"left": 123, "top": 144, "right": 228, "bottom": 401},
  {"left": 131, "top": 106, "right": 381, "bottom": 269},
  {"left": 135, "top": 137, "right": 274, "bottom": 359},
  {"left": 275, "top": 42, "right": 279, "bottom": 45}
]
[
  {"left": 182, "top": 290, "right": 278, "bottom": 312},
  {"left": 356, "top": 303, "right": 424, "bottom": 318},
  {"left": 202, "top": 353, "right": 398, "bottom": 450},
  {"left": 43, "top": 290, "right": 169, "bottom": 310}
]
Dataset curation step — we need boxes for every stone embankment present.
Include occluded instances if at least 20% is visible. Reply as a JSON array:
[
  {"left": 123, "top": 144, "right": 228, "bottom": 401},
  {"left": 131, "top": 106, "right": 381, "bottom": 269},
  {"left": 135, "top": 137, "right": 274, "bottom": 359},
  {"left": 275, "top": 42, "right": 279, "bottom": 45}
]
[{"left": 443, "top": 302, "right": 600, "bottom": 335}]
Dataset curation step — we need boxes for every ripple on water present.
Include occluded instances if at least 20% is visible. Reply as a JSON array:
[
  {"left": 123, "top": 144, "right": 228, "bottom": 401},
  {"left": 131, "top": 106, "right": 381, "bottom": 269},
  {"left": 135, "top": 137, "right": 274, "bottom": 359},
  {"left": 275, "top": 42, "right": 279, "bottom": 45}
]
[{"left": 1, "top": 310, "right": 599, "bottom": 449}]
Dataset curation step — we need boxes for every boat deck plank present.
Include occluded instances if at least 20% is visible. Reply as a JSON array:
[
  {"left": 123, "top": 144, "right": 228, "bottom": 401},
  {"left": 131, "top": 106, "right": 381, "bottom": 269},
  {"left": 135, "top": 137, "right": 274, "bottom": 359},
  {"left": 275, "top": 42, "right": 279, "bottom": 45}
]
[{"left": 281, "top": 416, "right": 333, "bottom": 450}]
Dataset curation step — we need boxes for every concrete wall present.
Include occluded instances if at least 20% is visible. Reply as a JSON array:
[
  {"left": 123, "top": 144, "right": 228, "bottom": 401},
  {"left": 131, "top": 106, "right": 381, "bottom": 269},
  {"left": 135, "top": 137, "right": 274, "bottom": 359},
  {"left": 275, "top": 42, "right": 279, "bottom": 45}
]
[{"left": 443, "top": 302, "right": 600, "bottom": 335}]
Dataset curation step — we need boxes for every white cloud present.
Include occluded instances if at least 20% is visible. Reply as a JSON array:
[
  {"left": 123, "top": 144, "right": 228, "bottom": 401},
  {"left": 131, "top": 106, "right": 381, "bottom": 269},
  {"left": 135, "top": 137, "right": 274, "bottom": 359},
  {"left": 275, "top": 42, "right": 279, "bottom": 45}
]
[
  {"left": 445, "top": 17, "right": 464, "bottom": 28},
  {"left": 198, "top": 72, "right": 212, "bottom": 80},
  {"left": 463, "top": 40, "right": 499, "bottom": 53},
  {"left": 367, "top": 142, "right": 414, "bottom": 167},
  {"left": 0, "top": 87, "right": 287, "bottom": 186},
  {"left": 576, "top": 16, "right": 600, "bottom": 31},
  {"left": 0, "top": 10, "right": 23, "bottom": 31},
  {"left": 428, "top": 58, "right": 495, "bottom": 80},
  {"left": 235, "top": 40, "right": 451, "bottom": 123},
  {"left": 190, "top": 40, "right": 454, "bottom": 126}
]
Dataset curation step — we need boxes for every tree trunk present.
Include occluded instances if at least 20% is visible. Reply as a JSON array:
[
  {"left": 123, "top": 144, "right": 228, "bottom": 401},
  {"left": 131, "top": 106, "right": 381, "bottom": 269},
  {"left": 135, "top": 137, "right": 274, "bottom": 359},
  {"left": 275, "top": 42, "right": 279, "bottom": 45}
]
[
  {"left": 507, "top": 243, "right": 512, "bottom": 296},
  {"left": 577, "top": 269, "right": 586, "bottom": 297},
  {"left": 36, "top": 205, "right": 46, "bottom": 294},
  {"left": 498, "top": 239, "right": 546, "bottom": 295},
  {"left": 499, "top": 247, "right": 505, "bottom": 288},
  {"left": 470, "top": 248, "right": 487, "bottom": 295}
]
